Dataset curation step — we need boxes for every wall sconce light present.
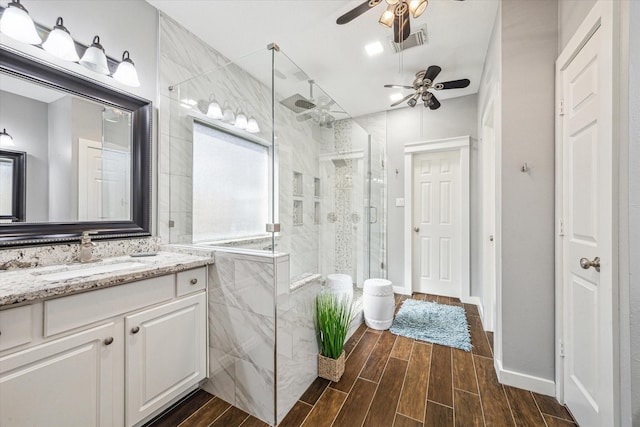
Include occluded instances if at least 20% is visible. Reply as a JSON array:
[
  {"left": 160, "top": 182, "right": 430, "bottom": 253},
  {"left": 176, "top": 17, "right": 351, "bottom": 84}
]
[
  {"left": 206, "top": 98, "right": 223, "bottom": 120},
  {"left": 79, "top": 36, "right": 110, "bottom": 75},
  {"left": 408, "top": 0, "right": 428, "bottom": 18},
  {"left": 222, "top": 106, "right": 235, "bottom": 124},
  {"left": 246, "top": 117, "right": 260, "bottom": 133},
  {"left": 113, "top": 50, "right": 140, "bottom": 87},
  {"left": 234, "top": 110, "right": 248, "bottom": 130},
  {"left": 0, "top": 0, "right": 41, "bottom": 45},
  {"left": 42, "top": 17, "right": 79, "bottom": 62},
  {"left": 0, "top": 128, "right": 15, "bottom": 146}
]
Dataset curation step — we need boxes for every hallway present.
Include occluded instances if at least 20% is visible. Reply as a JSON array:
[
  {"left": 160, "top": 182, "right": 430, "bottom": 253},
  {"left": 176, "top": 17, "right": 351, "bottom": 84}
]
[{"left": 146, "top": 294, "right": 576, "bottom": 426}]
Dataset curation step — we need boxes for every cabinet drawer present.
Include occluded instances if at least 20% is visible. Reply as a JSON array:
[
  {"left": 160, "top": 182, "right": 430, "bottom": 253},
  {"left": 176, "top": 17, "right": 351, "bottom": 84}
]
[
  {"left": 176, "top": 267, "right": 206, "bottom": 296},
  {"left": 0, "top": 305, "right": 35, "bottom": 352},
  {"left": 44, "top": 274, "right": 175, "bottom": 337}
]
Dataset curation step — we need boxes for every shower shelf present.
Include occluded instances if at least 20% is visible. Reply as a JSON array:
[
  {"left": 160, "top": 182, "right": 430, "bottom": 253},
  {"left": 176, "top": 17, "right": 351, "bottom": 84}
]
[
  {"left": 293, "top": 172, "right": 303, "bottom": 197},
  {"left": 293, "top": 200, "right": 303, "bottom": 226}
]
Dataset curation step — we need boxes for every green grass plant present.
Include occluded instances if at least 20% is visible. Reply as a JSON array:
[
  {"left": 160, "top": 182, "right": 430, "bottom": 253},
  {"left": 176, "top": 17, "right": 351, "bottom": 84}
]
[{"left": 315, "top": 291, "right": 354, "bottom": 359}]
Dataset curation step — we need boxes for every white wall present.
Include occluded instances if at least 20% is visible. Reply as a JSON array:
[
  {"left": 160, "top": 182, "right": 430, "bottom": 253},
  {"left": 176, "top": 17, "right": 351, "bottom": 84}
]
[
  {"left": 558, "top": 0, "right": 597, "bottom": 51},
  {"left": 480, "top": 0, "right": 558, "bottom": 386},
  {"left": 627, "top": 1, "right": 640, "bottom": 423},
  {"left": 383, "top": 94, "right": 479, "bottom": 291},
  {"left": 0, "top": 91, "right": 49, "bottom": 222}
]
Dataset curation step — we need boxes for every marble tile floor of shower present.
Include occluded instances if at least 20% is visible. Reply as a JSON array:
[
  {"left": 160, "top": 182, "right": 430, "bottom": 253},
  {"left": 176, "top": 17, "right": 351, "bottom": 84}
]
[{"left": 144, "top": 293, "right": 577, "bottom": 427}]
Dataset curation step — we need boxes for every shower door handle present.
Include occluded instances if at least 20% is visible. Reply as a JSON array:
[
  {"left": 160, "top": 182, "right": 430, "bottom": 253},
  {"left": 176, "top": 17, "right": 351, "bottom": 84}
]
[{"left": 369, "top": 206, "right": 378, "bottom": 224}]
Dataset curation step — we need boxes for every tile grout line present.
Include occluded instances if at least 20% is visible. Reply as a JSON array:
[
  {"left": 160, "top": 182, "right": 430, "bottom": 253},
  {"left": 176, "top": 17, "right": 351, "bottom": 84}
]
[
  {"left": 326, "top": 328, "right": 382, "bottom": 427},
  {"left": 349, "top": 335, "right": 397, "bottom": 427},
  {"left": 471, "top": 344, "right": 488, "bottom": 427},
  {"left": 501, "top": 383, "right": 518, "bottom": 426},
  {"left": 393, "top": 340, "right": 415, "bottom": 423},
  {"left": 529, "top": 390, "right": 551, "bottom": 427},
  {"left": 451, "top": 344, "right": 456, "bottom": 427},
  {"left": 174, "top": 394, "right": 217, "bottom": 427},
  {"left": 423, "top": 342, "right": 433, "bottom": 422},
  {"left": 205, "top": 404, "right": 233, "bottom": 427}
]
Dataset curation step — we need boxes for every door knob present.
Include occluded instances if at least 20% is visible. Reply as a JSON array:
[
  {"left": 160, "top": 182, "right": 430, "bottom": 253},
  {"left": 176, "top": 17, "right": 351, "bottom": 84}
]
[
  {"left": 413, "top": 227, "right": 420, "bottom": 232},
  {"left": 131, "top": 326, "right": 140, "bottom": 334},
  {"left": 579, "top": 257, "right": 600, "bottom": 272},
  {"left": 489, "top": 235, "right": 494, "bottom": 242},
  {"left": 103, "top": 337, "right": 114, "bottom": 346}
]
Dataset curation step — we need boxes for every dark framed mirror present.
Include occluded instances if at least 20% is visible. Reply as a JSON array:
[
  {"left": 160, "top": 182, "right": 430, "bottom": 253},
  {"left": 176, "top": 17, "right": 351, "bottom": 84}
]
[
  {"left": 0, "top": 46, "right": 151, "bottom": 247},
  {"left": 0, "top": 149, "right": 26, "bottom": 223}
]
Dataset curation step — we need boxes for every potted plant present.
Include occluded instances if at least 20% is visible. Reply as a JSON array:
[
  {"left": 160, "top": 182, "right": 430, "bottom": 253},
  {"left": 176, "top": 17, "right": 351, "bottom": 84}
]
[{"left": 315, "top": 291, "right": 354, "bottom": 382}]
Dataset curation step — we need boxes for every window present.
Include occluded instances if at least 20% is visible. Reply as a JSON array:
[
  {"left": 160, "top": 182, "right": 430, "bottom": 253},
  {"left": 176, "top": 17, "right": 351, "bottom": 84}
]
[{"left": 192, "top": 122, "right": 269, "bottom": 243}]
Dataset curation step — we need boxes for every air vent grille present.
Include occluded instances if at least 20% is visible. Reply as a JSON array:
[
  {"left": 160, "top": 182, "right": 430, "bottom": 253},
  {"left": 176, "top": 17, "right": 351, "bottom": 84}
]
[{"left": 389, "top": 25, "right": 427, "bottom": 53}]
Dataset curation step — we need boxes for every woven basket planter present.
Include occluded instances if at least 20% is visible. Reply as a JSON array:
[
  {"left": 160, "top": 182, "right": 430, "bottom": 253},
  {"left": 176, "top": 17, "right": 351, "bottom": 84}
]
[{"left": 318, "top": 350, "right": 346, "bottom": 382}]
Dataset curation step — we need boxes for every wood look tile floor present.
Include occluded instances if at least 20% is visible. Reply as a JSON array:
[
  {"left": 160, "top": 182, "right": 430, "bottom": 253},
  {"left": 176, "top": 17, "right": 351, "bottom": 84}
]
[{"left": 144, "top": 293, "right": 577, "bottom": 427}]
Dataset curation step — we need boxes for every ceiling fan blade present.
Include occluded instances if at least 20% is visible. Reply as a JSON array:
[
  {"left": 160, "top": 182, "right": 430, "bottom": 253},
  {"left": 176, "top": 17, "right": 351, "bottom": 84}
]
[
  {"left": 435, "top": 78, "right": 471, "bottom": 90},
  {"left": 384, "top": 84, "right": 414, "bottom": 89},
  {"left": 393, "top": 4, "right": 411, "bottom": 43},
  {"left": 428, "top": 94, "right": 441, "bottom": 110},
  {"left": 336, "top": 0, "right": 382, "bottom": 24},
  {"left": 424, "top": 65, "right": 442, "bottom": 83},
  {"left": 294, "top": 99, "right": 316, "bottom": 109},
  {"left": 390, "top": 93, "right": 414, "bottom": 107}
]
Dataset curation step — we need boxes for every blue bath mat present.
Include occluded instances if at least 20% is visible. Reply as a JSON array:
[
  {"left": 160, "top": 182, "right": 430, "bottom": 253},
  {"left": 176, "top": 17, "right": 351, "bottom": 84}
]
[{"left": 390, "top": 299, "right": 472, "bottom": 351}]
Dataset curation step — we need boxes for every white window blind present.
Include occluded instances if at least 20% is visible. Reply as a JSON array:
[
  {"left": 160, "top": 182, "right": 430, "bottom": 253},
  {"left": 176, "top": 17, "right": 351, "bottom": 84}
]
[{"left": 192, "top": 122, "right": 269, "bottom": 242}]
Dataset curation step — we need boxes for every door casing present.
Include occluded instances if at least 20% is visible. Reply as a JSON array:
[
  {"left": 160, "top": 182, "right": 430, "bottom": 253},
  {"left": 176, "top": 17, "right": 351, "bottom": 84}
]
[
  {"left": 555, "top": 0, "right": 620, "bottom": 425},
  {"left": 403, "top": 136, "right": 473, "bottom": 305}
]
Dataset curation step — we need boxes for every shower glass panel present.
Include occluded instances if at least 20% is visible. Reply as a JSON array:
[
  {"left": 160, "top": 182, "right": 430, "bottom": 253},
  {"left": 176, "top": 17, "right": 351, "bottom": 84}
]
[
  {"left": 166, "top": 43, "right": 386, "bottom": 425},
  {"left": 167, "top": 48, "right": 275, "bottom": 250}
]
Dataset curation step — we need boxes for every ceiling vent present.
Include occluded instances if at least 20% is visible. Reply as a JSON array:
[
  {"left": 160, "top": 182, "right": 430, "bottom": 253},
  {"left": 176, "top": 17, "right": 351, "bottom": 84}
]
[{"left": 388, "top": 25, "right": 427, "bottom": 53}]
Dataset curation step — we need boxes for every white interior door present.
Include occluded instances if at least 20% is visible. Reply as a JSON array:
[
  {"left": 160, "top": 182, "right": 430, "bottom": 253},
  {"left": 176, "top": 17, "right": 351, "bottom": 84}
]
[
  {"left": 482, "top": 97, "right": 497, "bottom": 332},
  {"left": 78, "top": 139, "right": 104, "bottom": 221},
  {"left": 559, "top": 10, "right": 615, "bottom": 427},
  {"left": 412, "top": 150, "right": 461, "bottom": 297}
]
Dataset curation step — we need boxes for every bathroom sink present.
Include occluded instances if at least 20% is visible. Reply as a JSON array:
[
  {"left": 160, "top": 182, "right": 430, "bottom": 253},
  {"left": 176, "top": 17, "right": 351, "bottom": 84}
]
[{"left": 38, "top": 261, "right": 147, "bottom": 281}]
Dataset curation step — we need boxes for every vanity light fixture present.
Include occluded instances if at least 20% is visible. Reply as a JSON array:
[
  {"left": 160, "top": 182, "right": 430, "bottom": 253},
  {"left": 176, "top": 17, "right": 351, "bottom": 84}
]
[
  {"left": 79, "top": 36, "right": 110, "bottom": 75},
  {"left": 246, "top": 117, "right": 260, "bottom": 134},
  {"left": 0, "top": 128, "right": 14, "bottom": 146},
  {"left": 221, "top": 106, "right": 235, "bottom": 124},
  {"left": 42, "top": 17, "right": 79, "bottom": 62},
  {"left": 0, "top": 0, "right": 41, "bottom": 45},
  {"left": 113, "top": 50, "right": 140, "bottom": 87},
  {"left": 206, "top": 98, "right": 223, "bottom": 120},
  {"left": 234, "top": 111, "right": 248, "bottom": 130}
]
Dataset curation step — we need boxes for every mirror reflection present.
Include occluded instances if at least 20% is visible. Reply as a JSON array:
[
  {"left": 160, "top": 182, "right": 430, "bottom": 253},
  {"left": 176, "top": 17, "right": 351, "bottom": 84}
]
[{"left": 0, "top": 72, "right": 132, "bottom": 223}]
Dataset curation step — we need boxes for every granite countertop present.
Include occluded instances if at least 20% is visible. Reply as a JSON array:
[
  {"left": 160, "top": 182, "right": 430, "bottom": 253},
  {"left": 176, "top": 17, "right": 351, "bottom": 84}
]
[{"left": 0, "top": 251, "right": 214, "bottom": 307}]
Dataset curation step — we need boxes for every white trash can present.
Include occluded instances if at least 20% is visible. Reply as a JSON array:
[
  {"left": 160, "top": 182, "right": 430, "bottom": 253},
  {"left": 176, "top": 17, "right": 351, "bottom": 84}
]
[
  {"left": 363, "top": 278, "right": 395, "bottom": 330},
  {"left": 326, "top": 274, "right": 353, "bottom": 303}
]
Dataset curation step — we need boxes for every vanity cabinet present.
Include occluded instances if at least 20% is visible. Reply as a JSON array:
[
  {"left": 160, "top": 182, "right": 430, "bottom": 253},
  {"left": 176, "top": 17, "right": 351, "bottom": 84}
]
[
  {"left": 125, "top": 292, "right": 206, "bottom": 426},
  {"left": 0, "top": 321, "right": 120, "bottom": 426},
  {"left": 0, "top": 267, "right": 208, "bottom": 427}
]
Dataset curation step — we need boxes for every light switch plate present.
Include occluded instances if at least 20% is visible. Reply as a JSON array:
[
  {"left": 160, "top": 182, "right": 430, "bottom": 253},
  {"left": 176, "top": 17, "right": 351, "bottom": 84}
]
[{"left": 395, "top": 198, "right": 405, "bottom": 207}]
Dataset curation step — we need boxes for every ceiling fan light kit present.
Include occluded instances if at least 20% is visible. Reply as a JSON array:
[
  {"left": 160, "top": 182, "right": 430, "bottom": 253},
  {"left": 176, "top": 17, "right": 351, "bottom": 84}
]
[{"left": 385, "top": 65, "right": 470, "bottom": 110}]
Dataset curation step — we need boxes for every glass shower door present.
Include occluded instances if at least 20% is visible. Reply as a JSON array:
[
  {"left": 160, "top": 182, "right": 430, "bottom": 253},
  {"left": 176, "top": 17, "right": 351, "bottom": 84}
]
[{"left": 366, "top": 134, "right": 386, "bottom": 280}]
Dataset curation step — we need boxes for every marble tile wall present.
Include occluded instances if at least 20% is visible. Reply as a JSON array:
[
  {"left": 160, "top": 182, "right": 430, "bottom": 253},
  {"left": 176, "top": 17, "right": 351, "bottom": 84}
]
[
  {"left": 158, "top": 13, "right": 325, "bottom": 280},
  {"left": 203, "top": 250, "right": 280, "bottom": 424}
]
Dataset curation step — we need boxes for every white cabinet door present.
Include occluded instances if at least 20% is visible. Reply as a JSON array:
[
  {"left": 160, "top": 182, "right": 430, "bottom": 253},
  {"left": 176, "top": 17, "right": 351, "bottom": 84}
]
[
  {"left": 0, "top": 322, "right": 120, "bottom": 427},
  {"left": 125, "top": 292, "right": 207, "bottom": 426}
]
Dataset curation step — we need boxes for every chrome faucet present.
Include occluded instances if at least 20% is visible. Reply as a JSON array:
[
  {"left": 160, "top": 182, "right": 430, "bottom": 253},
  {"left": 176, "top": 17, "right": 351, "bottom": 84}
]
[{"left": 78, "top": 231, "right": 98, "bottom": 263}]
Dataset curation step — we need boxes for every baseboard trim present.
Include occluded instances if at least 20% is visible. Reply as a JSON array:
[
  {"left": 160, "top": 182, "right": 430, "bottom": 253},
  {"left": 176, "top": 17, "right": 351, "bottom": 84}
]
[
  {"left": 394, "top": 286, "right": 411, "bottom": 296},
  {"left": 494, "top": 358, "right": 556, "bottom": 396}
]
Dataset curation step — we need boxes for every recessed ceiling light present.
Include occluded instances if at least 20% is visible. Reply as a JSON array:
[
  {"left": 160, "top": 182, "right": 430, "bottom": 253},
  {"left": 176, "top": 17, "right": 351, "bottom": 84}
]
[
  {"left": 365, "top": 41, "right": 384, "bottom": 56},
  {"left": 390, "top": 92, "right": 404, "bottom": 102}
]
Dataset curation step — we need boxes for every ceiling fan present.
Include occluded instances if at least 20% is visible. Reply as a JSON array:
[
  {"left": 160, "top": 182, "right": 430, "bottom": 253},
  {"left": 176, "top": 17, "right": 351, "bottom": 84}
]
[
  {"left": 337, "top": 0, "right": 465, "bottom": 43},
  {"left": 385, "top": 65, "right": 470, "bottom": 110}
]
